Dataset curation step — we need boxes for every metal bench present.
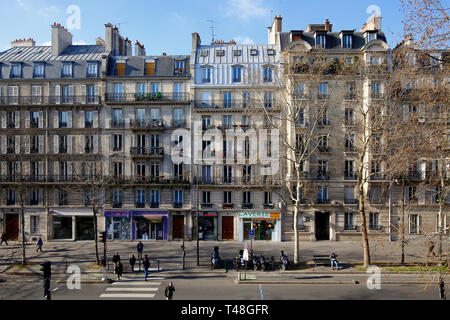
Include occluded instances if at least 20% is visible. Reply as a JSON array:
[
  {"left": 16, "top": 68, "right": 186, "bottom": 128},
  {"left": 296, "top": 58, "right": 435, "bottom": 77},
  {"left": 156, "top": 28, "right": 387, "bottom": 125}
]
[{"left": 312, "top": 255, "right": 331, "bottom": 267}]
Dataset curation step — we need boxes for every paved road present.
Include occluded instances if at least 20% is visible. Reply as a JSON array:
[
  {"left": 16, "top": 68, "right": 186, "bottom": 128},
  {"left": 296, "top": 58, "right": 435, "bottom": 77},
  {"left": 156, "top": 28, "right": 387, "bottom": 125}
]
[{"left": 0, "top": 273, "right": 444, "bottom": 300}]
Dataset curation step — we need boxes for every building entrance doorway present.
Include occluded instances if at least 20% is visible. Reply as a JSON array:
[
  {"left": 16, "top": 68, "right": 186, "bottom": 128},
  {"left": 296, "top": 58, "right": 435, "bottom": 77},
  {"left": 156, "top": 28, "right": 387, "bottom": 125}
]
[{"left": 315, "top": 212, "right": 330, "bottom": 241}]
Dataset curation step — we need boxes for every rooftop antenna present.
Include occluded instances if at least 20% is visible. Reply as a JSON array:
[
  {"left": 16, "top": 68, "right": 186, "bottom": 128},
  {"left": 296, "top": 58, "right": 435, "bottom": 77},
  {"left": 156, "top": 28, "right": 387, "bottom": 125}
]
[
  {"left": 116, "top": 22, "right": 128, "bottom": 31},
  {"left": 206, "top": 20, "right": 220, "bottom": 43}
]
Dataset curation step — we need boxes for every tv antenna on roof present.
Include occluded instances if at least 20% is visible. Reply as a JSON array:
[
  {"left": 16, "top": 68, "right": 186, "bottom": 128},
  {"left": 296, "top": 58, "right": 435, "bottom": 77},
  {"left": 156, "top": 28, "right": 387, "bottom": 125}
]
[
  {"left": 116, "top": 22, "right": 128, "bottom": 31},
  {"left": 206, "top": 20, "right": 220, "bottom": 43}
]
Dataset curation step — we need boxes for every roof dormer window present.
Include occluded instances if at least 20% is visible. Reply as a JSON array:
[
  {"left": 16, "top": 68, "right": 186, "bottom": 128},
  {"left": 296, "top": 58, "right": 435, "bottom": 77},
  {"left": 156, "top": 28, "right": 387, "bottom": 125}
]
[
  {"left": 343, "top": 34, "right": 352, "bottom": 49},
  {"left": 10, "top": 63, "right": 21, "bottom": 79},
  {"left": 174, "top": 60, "right": 185, "bottom": 75},
  {"left": 62, "top": 62, "right": 73, "bottom": 78},
  {"left": 316, "top": 34, "right": 326, "bottom": 49},
  {"left": 250, "top": 49, "right": 258, "bottom": 56},
  {"left": 200, "top": 50, "right": 209, "bottom": 57},
  {"left": 366, "top": 32, "right": 377, "bottom": 43},
  {"left": 115, "top": 60, "right": 126, "bottom": 76},
  {"left": 233, "top": 50, "right": 242, "bottom": 57},
  {"left": 34, "top": 63, "right": 44, "bottom": 78},
  {"left": 267, "top": 49, "right": 276, "bottom": 56},
  {"left": 216, "top": 50, "right": 225, "bottom": 57}
]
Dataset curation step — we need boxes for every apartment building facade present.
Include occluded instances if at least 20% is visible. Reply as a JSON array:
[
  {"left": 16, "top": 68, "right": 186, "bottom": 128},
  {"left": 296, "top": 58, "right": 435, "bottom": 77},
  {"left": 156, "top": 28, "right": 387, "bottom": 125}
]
[{"left": 190, "top": 33, "right": 283, "bottom": 242}]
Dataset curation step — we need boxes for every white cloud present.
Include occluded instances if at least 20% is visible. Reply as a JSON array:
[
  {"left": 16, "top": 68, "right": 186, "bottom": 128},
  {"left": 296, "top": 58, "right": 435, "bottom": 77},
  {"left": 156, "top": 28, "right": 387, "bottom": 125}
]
[
  {"left": 16, "top": 0, "right": 30, "bottom": 10},
  {"left": 226, "top": 0, "right": 269, "bottom": 20},
  {"left": 73, "top": 40, "right": 87, "bottom": 45},
  {"left": 234, "top": 36, "right": 255, "bottom": 45},
  {"left": 40, "top": 41, "right": 51, "bottom": 46},
  {"left": 16, "top": 0, "right": 60, "bottom": 18}
]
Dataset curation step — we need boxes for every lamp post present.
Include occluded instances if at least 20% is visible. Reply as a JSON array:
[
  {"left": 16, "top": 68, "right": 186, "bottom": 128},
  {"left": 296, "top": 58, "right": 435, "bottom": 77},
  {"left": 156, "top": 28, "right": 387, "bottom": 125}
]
[{"left": 196, "top": 165, "right": 200, "bottom": 266}]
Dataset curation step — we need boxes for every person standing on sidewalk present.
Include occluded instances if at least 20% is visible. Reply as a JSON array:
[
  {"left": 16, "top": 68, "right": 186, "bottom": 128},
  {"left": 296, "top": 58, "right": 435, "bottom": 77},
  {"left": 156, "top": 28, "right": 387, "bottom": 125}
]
[
  {"left": 112, "top": 252, "right": 120, "bottom": 274},
  {"left": 129, "top": 254, "right": 136, "bottom": 273},
  {"left": 137, "top": 241, "right": 144, "bottom": 269},
  {"left": 1, "top": 233, "right": 8, "bottom": 246},
  {"left": 115, "top": 261, "right": 123, "bottom": 281},
  {"left": 36, "top": 237, "right": 43, "bottom": 252},
  {"left": 439, "top": 276, "right": 447, "bottom": 300},
  {"left": 165, "top": 282, "right": 175, "bottom": 300},
  {"left": 143, "top": 255, "right": 151, "bottom": 281}
]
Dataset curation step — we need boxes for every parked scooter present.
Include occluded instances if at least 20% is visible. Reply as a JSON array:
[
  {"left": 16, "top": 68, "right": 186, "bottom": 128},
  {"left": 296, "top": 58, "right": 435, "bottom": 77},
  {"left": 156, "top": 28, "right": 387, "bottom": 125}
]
[{"left": 210, "top": 246, "right": 221, "bottom": 269}]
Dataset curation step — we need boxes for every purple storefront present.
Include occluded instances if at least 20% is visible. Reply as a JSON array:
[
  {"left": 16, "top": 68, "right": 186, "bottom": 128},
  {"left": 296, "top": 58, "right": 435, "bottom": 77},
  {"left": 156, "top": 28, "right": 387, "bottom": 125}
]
[{"left": 132, "top": 211, "right": 169, "bottom": 241}]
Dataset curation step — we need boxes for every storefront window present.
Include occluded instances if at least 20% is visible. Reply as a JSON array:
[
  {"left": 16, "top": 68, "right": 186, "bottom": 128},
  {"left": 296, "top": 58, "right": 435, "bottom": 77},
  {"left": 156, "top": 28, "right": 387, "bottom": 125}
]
[
  {"left": 107, "top": 217, "right": 132, "bottom": 240},
  {"left": 76, "top": 217, "right": 94, "bottom": 241},
  {"left": 52, "top": 216, "right": 72, "bottom": 240},
  {"left": 243, "top": 219, "right": 276, "bottom": 241}
]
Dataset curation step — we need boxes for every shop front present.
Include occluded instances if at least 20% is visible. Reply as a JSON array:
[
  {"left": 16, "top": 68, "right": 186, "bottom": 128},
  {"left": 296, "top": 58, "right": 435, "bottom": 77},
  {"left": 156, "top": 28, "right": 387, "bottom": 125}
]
[
  {"left": 132, "top": 211, "right": 168, "bottom": 241},
  {"left": 192, "top": 211, "right": 218, "bottom": 241},
  {"left": 50, "top": 209, "right": 96, "bottom": 241},
  {"left": 238, "top": 212, "right": 281, "bottom": 242},
  {"left": 105, "top": 210, "right": 132, "bottom": 240}
]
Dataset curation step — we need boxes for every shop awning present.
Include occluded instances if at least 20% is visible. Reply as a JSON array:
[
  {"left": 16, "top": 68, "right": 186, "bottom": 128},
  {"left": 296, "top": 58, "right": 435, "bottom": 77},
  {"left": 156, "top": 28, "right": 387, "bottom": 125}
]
[
  {"left": 134, "top": 215, "right": 164, "bottom": 223},
  {"left": 49, "top": 209, "right": 95, "bottom": 216}
]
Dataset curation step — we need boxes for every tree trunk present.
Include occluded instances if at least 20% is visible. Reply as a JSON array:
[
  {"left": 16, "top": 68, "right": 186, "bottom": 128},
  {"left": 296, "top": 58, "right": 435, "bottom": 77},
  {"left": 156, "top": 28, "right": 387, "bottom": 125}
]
[
  {"left": 21, "top": 198, "right": 26, "bottom": 266},
  {"left": 437, "top": 167, "right": 445, "bottom": 267},
  {"left": 93, "top": 205, "right": 100, "bottom": 265},
  {"left": 293, "top": 204, "right": 299, "bottom": 264},
  {"left": 401, "top": 182, "right": 406, "bottom": 266},
  {"left": 358, "top": 184, "right": 371, "bottom": 268}
]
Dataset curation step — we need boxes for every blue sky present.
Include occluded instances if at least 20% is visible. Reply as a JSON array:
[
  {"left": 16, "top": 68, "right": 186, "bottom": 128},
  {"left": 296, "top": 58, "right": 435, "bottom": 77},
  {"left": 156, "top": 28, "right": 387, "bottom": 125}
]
[{"left": 0, "top": 0, "right": 407, "bottom": 54}]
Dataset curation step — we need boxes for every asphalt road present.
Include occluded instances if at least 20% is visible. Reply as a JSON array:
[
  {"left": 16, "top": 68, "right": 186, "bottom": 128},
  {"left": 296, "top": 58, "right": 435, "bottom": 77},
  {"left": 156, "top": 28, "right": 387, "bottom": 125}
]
[{"left": 0, "top": 274, "right": 443, "bottom": 300}]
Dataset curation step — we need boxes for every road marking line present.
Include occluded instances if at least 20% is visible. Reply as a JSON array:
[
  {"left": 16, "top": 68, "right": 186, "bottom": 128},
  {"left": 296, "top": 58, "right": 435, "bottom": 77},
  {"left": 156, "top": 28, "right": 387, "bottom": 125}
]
[
  {"left": 100, "top": 293, "right": 155, "bottom": 298},
  {"left": 112, "top": 281, "right": 162, "bottom": 286},
  {"left": 106, "top": 287, "right": 158, "bottom": 292},
  {"left": 259, "top": 284, "right": 264, "bottom": 300}
]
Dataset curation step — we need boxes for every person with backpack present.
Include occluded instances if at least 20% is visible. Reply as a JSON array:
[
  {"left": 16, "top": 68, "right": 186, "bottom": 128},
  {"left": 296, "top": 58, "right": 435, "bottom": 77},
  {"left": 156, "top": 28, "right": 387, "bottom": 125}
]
[
  {"left": 165, "top": 282, "right": 175, "bottom": 300},
  {"left": 143, "top": 255, "right": 151, "bottom": 281}
]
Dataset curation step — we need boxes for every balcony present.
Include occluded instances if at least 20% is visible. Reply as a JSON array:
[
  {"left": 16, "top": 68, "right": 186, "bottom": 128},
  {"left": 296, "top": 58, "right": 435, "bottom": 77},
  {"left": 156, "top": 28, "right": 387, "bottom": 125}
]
[
  {"left": 222, "top": 203, "right": 234, "bottom": 209},
  {"left": 0, "top": 96, "right": 101, "bottom": 106},
  {"left": 112, "top": 202, "right": 123, "bottom": 208},
  {"left": 7, "top": 200, "right": 16, "bottom": 206},
  {"left": 318, "top": 146, "right": 330, "bottom": 153},
  {"left": 344, "top": 199, "right": 358, "bottom": 205},
  {"left": 407, "top": 171, "right": 424, "bottom": 181},
  {"left": 242, "top": 203, "right": 253, "bottom": 209},
  {"left": 371, "top": 93, "right": 384, "bottom": 100},
  {"left": 173, "top": 202, "right": 183, "bottom": 209},
  {"left": 110, "top": 120, "right": 126, "bottom": 128},
  {"left": 172, "top": 120, "right": 186, "bottom": 128},
  {"left": 106, "top": 93, "right": 190, "bottom": 104},
  {"left": 316, "top": 171, "right": 330, "bottom": 180},
  {"left": 194, "top": 99, "right": 279, "bottom": 111},
  {"left": 370, "top": 173, "right": 386, "bottom": 181},
  {"left": 130, "top": 147, "right": 164, "bottom": 158},
  {"left": 0, "top": 175, "right": 47, "bottom": 183},
  {"left": 344, "top": 225, "right": 357, "bottom": 231},
  {"left": 317, "top": 93, "right": 329, "bottom": 101},
  {"left": 30, "top": 200, "right": 39, "bottom": 206},
  {"left": 150, "top": 202, "right": 160, "bottom": 208},
  {"left": 316, "top": 199, "right": 331, "bottom": 205},
  {"left": 344, "top": 172, "right": 357, "bottom": 180},
  {"left": 201, "top": 203, "right": 213, "bottom": 209},
  {"left": 108, "top": 175, "right": 190, "bottom": 185},
  {"left": 130, "top": 119, "right": 164, "bottom": 130},
  {"left": 264, "top": 203, "right": 275, "bottom": 209},
  {"left": 136, "top": 202, "right": 146, "bottom": 208},
  {"left": 345, "top": 146, "right": 356, "bottom": 153},
  {"left": 193, "top": 176, "right": 281, "bottom": 186}
]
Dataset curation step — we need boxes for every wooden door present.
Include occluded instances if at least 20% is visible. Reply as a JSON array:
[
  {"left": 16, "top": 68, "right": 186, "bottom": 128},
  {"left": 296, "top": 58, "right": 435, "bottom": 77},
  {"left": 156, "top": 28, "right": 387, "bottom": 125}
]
[
  {"left": 222, "top": 216, "right": 234, "bottom": 240},
  {"left": 172, "top": 216, "right": 184, "bottom": 239},
  {"left": 6, "top": 214, "right": 19, "bottom": 240}
]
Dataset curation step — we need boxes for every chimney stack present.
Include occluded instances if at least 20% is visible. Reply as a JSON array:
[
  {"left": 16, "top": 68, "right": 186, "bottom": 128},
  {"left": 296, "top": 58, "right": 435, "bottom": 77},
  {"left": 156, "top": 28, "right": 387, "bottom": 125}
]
[
  {"left": 11, "top": 38, "right": 36, "bottom": 48},
  {"left": 361, "top": 14, "right": 382, "bottom": 32},
  {"left": 51, "top": 22, "right": 72, "bottom": 56},
  {"left": 324, "top": 19, "right": 332, "bottom": 32},
  {"left": 135, "top": 40, "right": 146, "bottom": 56}
]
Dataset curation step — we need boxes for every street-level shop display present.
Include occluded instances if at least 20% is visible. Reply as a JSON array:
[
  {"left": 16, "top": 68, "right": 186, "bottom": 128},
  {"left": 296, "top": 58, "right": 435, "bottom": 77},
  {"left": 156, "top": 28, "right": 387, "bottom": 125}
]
[{"left": 238, "top": 212, "right": 281, "bottom": 242}]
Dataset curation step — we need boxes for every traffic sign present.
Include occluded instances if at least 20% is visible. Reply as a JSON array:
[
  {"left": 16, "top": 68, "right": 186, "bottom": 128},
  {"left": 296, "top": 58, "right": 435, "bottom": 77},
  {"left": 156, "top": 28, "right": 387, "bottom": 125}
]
[{"left": 249, "top": 230, "right": 255, "bottom": 236}]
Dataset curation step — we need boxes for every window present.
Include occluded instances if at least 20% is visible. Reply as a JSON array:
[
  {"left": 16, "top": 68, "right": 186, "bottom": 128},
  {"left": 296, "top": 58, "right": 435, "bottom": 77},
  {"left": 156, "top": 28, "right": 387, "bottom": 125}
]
[
  {"left": 173, "top": 109, "right": 183, "bottom": 127},
  {"left": 319, "top": 108, "right": 329, "bottom": 126},
  {"left": 174, "top": 190, "right": 183, "bottom": 207},
  {"left": 224, "top": 191, "right": 232, "bottom": 204},
  {"left": 408, "top": 186, "right": 418, "bottom": 203},
  {"left": 31, "top": 216, "right": 39, "bottom": 234},
  {"left": 345, "top": 160, "right": 355, "bottom": 178},
  {"left": 85, "top": 111, "right": 94, "bottom": 128},
  {"left": 151, "top": 83, "right": 160, "bottom": 94},
  {"left": 345, "top": 187, "right": 355, "bottom": 204},
  {"left": 367, "top": 32, "right": 377, "bottom": 42},
  {"left": 173, "top": 83, "right": 183, "bottom": 100},
  {"left": 62, "top": 63, "right": 72, "bottom": 78},
  {"left": 223, "top": 92, "right": 232, "bottom": 108},
  {"left": 232, "top": 66, "right": 242, "bottom": 82},
  {"left": 87, "top": 86, "right": 96, "bottom": 103},
  {"left": 150, "top": 162, "right": 160, "bottom": 178},
  {"left": 31, "top": 136, "right": 39, "bottom": 154},
  {"left": 59, "top": 189, "right": 68, "bottom": 206},
  {"left": 113, "top": 134, "right": 122, "bottom": 152},
  {"left": 216, "top": 50, "right": 225, "bottom": 57},
  {"left": 233, "top": 50, "right": 242, "bottom": 56},
  {"left": 267, "top": 49, "right": 276, "bottom": 56},
  {"left": 263, "top": 66, "right": 272, "bottom": 82},
  {"left": 61, "top": 85, "right": 73, "bottom": 104},
  {"left": 34, "top": 63, "right": 44, "bottom": 78},
  {"left": 345, "top": 109, "right": 354, "bottom": 125},
  {"left": 31, "top": 111, "right": 40, "bottom": 128},
  {"left": 30, "top": 190, "right": 39, "bottom": 206},
  {"left": 345, "top": 82, "right": 355, "bottom": 99},
  {"left": 250, "top": 49, "right": 258, "bottom": 56},
  {"left": 7, "top": 136, "right": 15, "bottom": 154},
  {"left": 318, "top": 135, "right": 329, "bottom": 152},
  {"left": 264, "top": 191, "right": 273, "bottom": 206},
  {"left": 370, "top": 186, "right": 381, "bottom": 204},
  {"left": 243, "top": 191, "right": 252, "bottom": 204},
  {"left": 202, "top": 192, "right": 211, "bottom": 207},
  {"left": 87, "top": 62, "right": 98, "bottom": 77},
  {"left": 202, "top": 116, "right": 211, "bottom": 130},
  {"left": 59, "top": 136, "right": 67, "bottom": 154},
  {"left": 370, "top": 56, "right": 381, "bottom": 65},
  {"left": 344, "top": 213, "right": 355, "bottom": 230},
  {"left": 409, "top": 214, "right": 419, "bottom": 234},
  {"left": 243, "top": 92, "right": 250, "bottom": 108},
  {"left": 202, "top": 67, "right": 211, "bottom": 83},
  {"left": 113, "top": 162, "right": 123, "bottom": 178},
  {"left": 7, "top": 112, "right": 15, "bottom": 129},
  {"left": 295, "top": 83, "right": 305, "bottom": 99},
  {"left": 85, "top": 136, "right": 94, "bottom": 153},
  {"left": 200, "top": 50, "right": 209, "bottom": 57},
  {"left": 7, "top": 189, "right": 15, "bottom": 206},
  {"left": 136, "top": 190, "right": 146, "bottom": 208},
  {"left": 10, "top": 64, "right": 21, "bottom": 78},
  {"left": 174, "top": 163, "right": 183, "bottom": 178},
  {"left": 113, "top": 190, "right": 123, "bottom": 208},
  {"left": 115, "top": 62, "right": 126, "bottom": 76},
  {"left": 369, "top": 213, "right": 380, "bottom": 230},
  {"left": 264, "top": 92, "right": 273, "bottom": 108},
  {"left": 371, "top": 81, "right": 382, "bottom": 98},
  {"left": 316, "top": 34, "right": 326, "bottom": 49},
  {"left": 174, "top": 60, "right": 184, "bottom": 75},
  {"left": 59, "top": 111, "right": 68, "bottom": 128},
  {"left": 318, "top": 83, "right": 328, "bottom": 99},
  {"left": 318, "top": 161, "right": 329, "bottom": 179},
  {"left": 202, "top": 165, "right": 212, "bottom": 183},
  {"left": 145, "top": 61, "right": 155, "bottom": 76},
  {"left": 343, "top": 34, "right": 352, "bottom": 49},
  {"left": 222, "top": 115, "right": 232, "bottom": 129},
  {"left": 113, "top": 109, "right": 123, "bottom": 127},
  {"left": 113, "top": 83, "right": 123, "bottom": 101},
  {"left": 137, "top": 83, "right": 146, "bottom": 95},
  {"left": 318, "top": 186, "right": 328, "bottom": 203},
  {"left": 223, "top": 165, "right": 232, "bottom": 183}
]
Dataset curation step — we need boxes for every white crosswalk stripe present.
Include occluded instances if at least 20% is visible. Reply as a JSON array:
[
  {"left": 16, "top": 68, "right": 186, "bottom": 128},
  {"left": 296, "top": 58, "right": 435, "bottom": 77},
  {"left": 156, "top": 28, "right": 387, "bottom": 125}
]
[{"left": 99, "top": 275, "right": 166, "bottom": 300}]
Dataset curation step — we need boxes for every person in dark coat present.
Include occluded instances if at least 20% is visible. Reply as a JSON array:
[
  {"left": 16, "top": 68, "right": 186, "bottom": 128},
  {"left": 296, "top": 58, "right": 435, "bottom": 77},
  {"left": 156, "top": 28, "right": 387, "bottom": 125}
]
[
  {"left": 36, "top": 238, "right": 43, "bottom": 252},
  {"left": 330, "top": 252, "right": 339, "bottom": 270},
  {"left": 115, "top": 261, "right": 123, "bottom": 280},
  {"left": 137, "top": 241, "right": 144, "bottom": 260},
  {"left": 129, "top": 254, "right": 136, "bottom": 272},
  {"left": 165, "top": 282, "right": 175, "bottom": 300},
  {"left": 143, "top": 255, "right": 151, "bottom": 281},
  {"left": 439, "top": 276, "right": 447, "bottom": 300},
  {"left": 0, "top": 233, "right": 8, "bottom": 246},
  {"left": 112, "top": 252, "right": 120, "bottom": 274}
]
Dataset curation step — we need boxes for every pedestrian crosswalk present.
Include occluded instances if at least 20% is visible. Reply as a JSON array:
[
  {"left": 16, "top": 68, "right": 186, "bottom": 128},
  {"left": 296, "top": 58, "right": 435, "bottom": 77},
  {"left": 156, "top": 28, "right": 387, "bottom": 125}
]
[{"left": 99, "top": 275, "right": 166, "bottom": 299}]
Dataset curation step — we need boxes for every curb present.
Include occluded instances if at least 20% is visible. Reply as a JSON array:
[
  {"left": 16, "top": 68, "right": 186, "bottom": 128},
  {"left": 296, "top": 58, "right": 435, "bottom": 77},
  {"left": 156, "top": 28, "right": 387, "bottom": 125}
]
[{"left": 234, "top": 280, "right": 431, "bottom": 285}]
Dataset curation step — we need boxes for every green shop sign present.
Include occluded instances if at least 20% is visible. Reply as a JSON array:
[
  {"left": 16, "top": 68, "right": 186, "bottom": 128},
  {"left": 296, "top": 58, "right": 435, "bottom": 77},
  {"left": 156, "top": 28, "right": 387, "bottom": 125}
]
[{"left": 238, "top": 212, "right": 271, "bottom": 219}]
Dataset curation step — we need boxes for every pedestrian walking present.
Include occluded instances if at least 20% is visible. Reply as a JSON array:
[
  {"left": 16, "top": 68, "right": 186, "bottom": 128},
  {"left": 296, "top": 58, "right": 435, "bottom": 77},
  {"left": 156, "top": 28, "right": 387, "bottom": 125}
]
[
  {"left": 129, "top": 254, "right": 136, "bottom": 273},
  {"left": 137, "top": 241, "right": 144, "bottom": 269},
  {"left": 164, "top": 282, "right": 175, "bottom": 300},
  {"left": 0, "top": 233, "right": 8, "bottom": 246},
  {"left": 36, "top": 237, "right": 43, "bottom": 252},
  {"left": 143, "top": 255, "right": 151, "bottom": 281},
  {"left": 439, "top": 276, "right": 447, "bottom": 300},
  {"left": 330, "top": 252, "right": 339, "bottom": 270},
  {"left": 112, "top": 252, "right": 120, "bottom": 274},
  {"left": 115, "top": 261, "right": 123, "bottom": 280}
]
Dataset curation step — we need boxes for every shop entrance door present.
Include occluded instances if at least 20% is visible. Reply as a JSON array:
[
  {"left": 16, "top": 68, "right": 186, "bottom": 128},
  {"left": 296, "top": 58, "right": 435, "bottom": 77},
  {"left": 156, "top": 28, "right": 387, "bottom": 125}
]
[
  {"left": 172, "top": 215, "right": 184, "bottom": 239},
  {"left": 5, "top": 215, "right": 19, "bottom": 240},
  {"left": 315, "top": 212, "right": 330, "bottom": 241},
  {"left": 222, "top": 216, "right": 234, "bottom": 240}
]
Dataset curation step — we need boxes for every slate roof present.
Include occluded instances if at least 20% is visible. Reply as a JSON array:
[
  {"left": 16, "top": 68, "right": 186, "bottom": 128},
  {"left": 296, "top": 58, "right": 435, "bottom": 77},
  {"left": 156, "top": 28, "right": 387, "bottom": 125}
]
[{"left": 0, "top": 45, "right": 106, "bottom": 62}]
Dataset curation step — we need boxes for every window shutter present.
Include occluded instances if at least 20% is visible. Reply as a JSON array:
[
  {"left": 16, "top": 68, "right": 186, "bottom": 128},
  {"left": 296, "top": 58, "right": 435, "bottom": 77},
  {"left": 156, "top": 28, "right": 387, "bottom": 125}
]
[
  {"left": 116, "top": 63, "right": 126, "bottom": 76},
  {"left": 404, "top": 186, "right": 409, "bottom": 205},
  {"left": 25, "top": 111, "right": 30, "bottom": 128},
  {"left": 418, "top": 187, "right": 425, "bottom": 205},
  {"left": 79, "top": 135, "right": 85, "bottom": 154},
  {"left": 39, "top": 161, "right": 44, "bottom": 179},
  {"left": 420, "top": 161, "right": 427, "bottom": 180},
  {"left": 1, "top": 136, "right": 6, "bottom": 154},
  {"left": 39, "top": 111, "right": 44, "bottom": 128},
  {"left": 25, "top": 136, "right": 30, "bottom": 154},
  {"left": 81, "top": 85, "right": 87, "bottom": 104},
  {"left": 94, "top": 85, "right": 100, "bottom": 104},
  {"left": 68, "top": 161, "right": 73, "bottom": 176},
  {"left": 15, "top": 111, "right": 20, "bottom": 128},
  {"left": 1, "top": 111, "right": 6, "bottom": 129},
  {"left": 54, "top": 135, "right": 59, "bottom": 154},
  {"left": 80, "top": 111, "right": 85, "bottom": 129},
  {"left": 94, "top": 135, "right": 99, "bottom": 154},
  {"left": 39, "top": 136, "right": 44, "bottom": 154},
  {"left": 108, "top": 135, "right": 112, "bottom": 154},
  {"left": 15, "top": 136, "right": 20, "bottom": 154},
  {"left": 93, "top": 111, "right": 99, "bottom": 128},
  {"left": 145, "top": 63, "right": 155, "bottom": 76},
  {"left": 68, "top": 111, "right": 72, "bottom": 128},
  {"left": 55, "top": 85, "right": 61, "bottom": 104},
  {"left": 54, "top": 161, "right": 59, "bottom": 177},
  {"left": 68, "top": 135, "right": 73, "bottom": 154},
  {"left": 54, "top": 110, "right": 59, "bottom": 128},
  {"left": 69, "top": 85, "right": 75, "bottom": 102}
]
